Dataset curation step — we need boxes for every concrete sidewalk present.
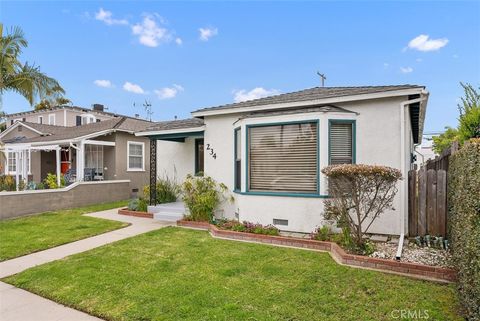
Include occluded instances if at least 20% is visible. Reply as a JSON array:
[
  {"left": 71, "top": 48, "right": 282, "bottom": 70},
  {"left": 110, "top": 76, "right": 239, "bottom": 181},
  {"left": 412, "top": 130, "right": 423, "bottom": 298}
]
[{"left": 0, "top": 208, "right": 172, "bottom": 321}]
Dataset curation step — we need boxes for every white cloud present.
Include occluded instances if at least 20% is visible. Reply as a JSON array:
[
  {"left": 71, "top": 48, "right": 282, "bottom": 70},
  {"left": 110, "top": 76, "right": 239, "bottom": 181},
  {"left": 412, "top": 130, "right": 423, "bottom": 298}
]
[
  {"left": 400, "top": 67, "right": 413, "bottom": 74},
  {"left": 123, "top": 82, "right": 145, "bottom": 94},
  {"left": 416, "top": 58, "right": 423, "bottom": 62},
  {"left": 175, "top": 37, "right": 183, "bottom": 45},
  {"left": 406, "top": 34, "right": 448, "bottom": 52},
  {"left": 94, "top": 80, "right": 114, "bottom": 88},
  {"left": 132, "top": 15, "right": 172, "bottom": 47},
  {"left": 199, "top": 27, "right": 218, "bottom": 41},
  {"left": 95, "top": 8, "right": 128, "bottom": 26},
  {"left": 154, "top": 84, "right": 184, "bottom": 99},
  {"left": 233, "top": 87, "right": 280, "bottom": 103}
]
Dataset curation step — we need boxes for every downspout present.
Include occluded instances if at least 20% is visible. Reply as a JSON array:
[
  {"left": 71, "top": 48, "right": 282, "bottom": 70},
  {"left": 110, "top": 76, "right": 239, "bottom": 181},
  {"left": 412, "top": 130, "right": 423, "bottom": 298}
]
[{"left": 396, "top": 91, "right": 429, "bottom": 260}]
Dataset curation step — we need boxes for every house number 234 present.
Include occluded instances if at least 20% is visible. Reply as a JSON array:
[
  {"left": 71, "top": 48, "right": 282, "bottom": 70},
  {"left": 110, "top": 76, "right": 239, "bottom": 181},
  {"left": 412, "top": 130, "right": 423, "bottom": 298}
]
[{"left": 206, "top": 144, "right": 217, "bottom": 159}]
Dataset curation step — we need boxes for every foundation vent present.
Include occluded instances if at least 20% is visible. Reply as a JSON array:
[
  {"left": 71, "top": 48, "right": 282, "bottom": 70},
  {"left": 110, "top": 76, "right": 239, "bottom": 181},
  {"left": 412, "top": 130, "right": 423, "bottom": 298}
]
[{"left": 273, "top": 219, "right": 288, "bottom": 226}]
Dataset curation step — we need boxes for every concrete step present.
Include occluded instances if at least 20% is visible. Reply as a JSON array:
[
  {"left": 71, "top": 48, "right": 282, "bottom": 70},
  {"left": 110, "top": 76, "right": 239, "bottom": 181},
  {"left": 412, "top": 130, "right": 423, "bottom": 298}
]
[{"left": 153, "top": 212, "right": 184, "bottom": 222}]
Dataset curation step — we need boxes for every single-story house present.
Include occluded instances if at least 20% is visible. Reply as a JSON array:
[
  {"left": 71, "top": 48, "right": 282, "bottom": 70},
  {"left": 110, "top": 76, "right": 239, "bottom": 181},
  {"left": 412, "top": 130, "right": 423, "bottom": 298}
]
[
  {"left": 137, "top": 85, "right": 429, "bottom": 236},
  {"left": 0, "top": 117, "right": 151, "bottom": 195}
]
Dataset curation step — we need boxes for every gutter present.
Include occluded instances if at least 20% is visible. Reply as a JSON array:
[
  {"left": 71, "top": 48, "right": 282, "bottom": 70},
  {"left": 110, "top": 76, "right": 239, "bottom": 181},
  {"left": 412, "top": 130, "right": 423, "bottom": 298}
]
[{"left": 397, "top": 90, "right": 429, "bottom": 260}]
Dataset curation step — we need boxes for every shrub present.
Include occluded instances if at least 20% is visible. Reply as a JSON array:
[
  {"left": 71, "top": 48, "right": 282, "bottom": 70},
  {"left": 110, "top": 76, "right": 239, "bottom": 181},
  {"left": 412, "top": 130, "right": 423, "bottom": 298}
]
[
  {"left": 311, "top": 225, "right": 331, "bottom": 241},
  {"left": 128, "top": 198, "right": 140, "bottom": 211},
  {"left": 127, "top": 198, "right": 149, "bottom": 212},
  {"left": 449, "top": 138, "right": 480, "bottom": 320},
  {"left": 0, "top": 175, "right": 16, "bottom": 191},
  {"left": 143, "top": 175, "right": 180, "bottom": 204},
  {"left": 321, "top": 164, "right": 402, "bottom": 254},
  {"left": 217, "top": 220, "right": 280, "bottom": 236},
  {"left": 43, "top": 173, "right": 65, "bottom": 189},
  {"left": 181, "top": 174, "right": 233, "bottom": 222}
]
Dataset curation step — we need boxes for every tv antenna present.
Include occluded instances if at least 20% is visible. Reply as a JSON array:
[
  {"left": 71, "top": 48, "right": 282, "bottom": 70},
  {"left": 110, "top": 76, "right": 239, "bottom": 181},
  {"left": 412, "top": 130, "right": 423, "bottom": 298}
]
[
  {"left": 143, "top": 100, "right": 153, "bottom": 121},
  {"left": 317, "top": 71, "right": 327, "bottom": 87}
]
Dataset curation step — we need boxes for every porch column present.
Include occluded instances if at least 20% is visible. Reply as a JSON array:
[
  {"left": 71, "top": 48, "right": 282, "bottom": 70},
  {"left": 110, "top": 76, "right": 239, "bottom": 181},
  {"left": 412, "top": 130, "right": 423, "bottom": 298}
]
[
  {"left": 56, "top": 148, "right": 61, "bottom": 187},
  {"left": 76, "top": 141, "right": 85, "bottom": 181},
  {"left": 149, "top": 138, "right": 157, "bottom": 205},
  {"left": 15, "top": 151, "right": 20, "bottom": 191}
]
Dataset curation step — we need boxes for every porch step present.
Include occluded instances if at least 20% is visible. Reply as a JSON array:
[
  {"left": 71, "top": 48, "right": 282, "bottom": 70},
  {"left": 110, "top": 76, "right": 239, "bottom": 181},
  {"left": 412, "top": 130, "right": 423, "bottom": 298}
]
[
  {"left": 153, "top": 212, "right": 184, "bottom": 222},
  {"left": 149, "top": 202, "right": 187, "bottom": 222}
]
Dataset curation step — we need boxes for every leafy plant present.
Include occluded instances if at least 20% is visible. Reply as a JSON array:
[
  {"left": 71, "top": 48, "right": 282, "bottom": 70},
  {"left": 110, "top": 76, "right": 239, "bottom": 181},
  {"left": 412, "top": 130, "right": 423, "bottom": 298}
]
[
  {"left": 433, "top": 83, "right": 480, "bottom": 153},
  {"left": 181, "top": 175, "right": 233, "bottom": 222},
  {"left": 448, "top": 138, "right": 480, "bottom": 320},
  {"left": 43, "top": 173, "right": 65, "bottom": 189},
  {"left": 311, "top": 225, "right": 332, "bottom": 241},
  {"left": 322, "top": 164, "right": 402, "bottom": 254},
  {"left": 217, "top": 220, "right": 280, "bottom": 236},
  {"left": 143, "top": 174, "right": 179, "bottom": 204},
  {"left": 137, "top": 198, "right": 148, "bottom": 212},
  {"left": 128, "top": 199, "right": 140, "bottom": 211},
  {"left": 0, "top": 175, "right": 16, "bottom": 191}
]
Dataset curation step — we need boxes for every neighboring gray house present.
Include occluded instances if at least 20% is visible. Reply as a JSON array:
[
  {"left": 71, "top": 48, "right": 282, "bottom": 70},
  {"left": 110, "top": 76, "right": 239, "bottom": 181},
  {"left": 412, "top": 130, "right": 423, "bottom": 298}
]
[{"left": 0, "top": 117, "right": 152, "bottom": 195}]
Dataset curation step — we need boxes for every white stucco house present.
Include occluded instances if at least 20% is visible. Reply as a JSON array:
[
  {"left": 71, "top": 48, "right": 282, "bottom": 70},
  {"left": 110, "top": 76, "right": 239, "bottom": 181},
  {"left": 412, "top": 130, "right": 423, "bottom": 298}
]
[{"left": 137, "top": 85, "right": 429, "bottom": 236}]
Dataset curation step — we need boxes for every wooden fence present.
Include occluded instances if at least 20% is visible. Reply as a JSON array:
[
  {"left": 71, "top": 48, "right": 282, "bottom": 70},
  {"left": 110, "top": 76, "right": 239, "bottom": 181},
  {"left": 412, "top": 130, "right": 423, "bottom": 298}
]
[{"left": 408, "top": 168, "right": 447, "bottom": 236}]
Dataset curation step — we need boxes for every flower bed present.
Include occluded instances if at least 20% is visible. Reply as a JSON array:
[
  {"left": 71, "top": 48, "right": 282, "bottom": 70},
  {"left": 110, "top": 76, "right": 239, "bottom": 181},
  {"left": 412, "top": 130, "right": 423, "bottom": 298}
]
[
  {"left": 177, "top": 220, "right": 457, "bottom": 283},
  {"left": 118, "top": 208, "right": 153, "bottom": 219}
]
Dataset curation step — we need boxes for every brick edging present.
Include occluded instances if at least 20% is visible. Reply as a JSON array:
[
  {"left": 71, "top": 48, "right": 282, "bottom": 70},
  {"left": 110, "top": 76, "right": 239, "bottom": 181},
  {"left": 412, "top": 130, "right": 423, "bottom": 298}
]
[
  {"left": 176, "top": 220, "right": 456, "bottom": 283},
  {"left": 118, "top": 208, "right": 153, "bottom": 219}
]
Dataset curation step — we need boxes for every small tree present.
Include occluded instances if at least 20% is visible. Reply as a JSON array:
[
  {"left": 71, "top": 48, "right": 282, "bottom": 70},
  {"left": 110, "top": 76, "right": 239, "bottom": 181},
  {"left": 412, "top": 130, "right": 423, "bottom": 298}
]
[{"left": 322, "top": 164, "right": 402, "bottom": 250}]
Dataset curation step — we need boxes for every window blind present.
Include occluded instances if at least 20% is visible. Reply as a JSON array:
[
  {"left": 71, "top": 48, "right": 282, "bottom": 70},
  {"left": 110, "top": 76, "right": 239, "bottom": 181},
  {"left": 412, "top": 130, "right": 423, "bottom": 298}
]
[
  {"left": 330, "top": 122, "right": 353, "bottom": 164},
  {"left": 248, "top": 122, "right": 318, "bottom": 193}
]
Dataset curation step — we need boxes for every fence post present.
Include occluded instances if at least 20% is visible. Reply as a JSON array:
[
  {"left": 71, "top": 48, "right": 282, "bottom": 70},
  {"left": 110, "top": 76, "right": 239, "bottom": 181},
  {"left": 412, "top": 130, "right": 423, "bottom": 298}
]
[
  {"left": 417, "top": 167, "right": 427, "bottom": 236},
  {"left": 426, "top": 169, "right": 437, "bottom": 235}
]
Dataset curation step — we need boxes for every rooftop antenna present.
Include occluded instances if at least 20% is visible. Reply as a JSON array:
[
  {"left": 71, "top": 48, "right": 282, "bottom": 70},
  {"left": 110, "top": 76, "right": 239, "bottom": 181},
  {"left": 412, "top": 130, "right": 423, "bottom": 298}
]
[
  {"left": 143, "top": 100, "right": 153, "bottom": 121},
  {"left": 317, "top": 71, "right": 327, "bottom": 87}
]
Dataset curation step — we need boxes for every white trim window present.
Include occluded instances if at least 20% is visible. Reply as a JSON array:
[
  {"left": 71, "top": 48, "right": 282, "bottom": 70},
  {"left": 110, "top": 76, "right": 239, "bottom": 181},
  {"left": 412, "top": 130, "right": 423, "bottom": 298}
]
[
  {"left": 48, "top": 114, "right": 56, "bottom": 125},
  {"left": 81, "top": 113, "right": 97, "bottom": 125},
  {"left": 248, "top": 121, "right": 318, "bottom": 194},
  {"left": 7, "top": 152, "right": 16, "bottom": 174},
  {"left": 127, "top": 141, "right": 145, "bottom": 171}
]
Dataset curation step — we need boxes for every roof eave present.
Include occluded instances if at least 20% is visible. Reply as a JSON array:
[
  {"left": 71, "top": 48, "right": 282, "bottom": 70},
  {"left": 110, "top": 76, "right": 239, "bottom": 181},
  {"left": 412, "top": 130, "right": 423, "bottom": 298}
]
[
  {"left": 191, "top": 88, "right": 426, "bottom": 118},
  {"left": 136, "top": 125, "right": 206, "bottom": 137}
]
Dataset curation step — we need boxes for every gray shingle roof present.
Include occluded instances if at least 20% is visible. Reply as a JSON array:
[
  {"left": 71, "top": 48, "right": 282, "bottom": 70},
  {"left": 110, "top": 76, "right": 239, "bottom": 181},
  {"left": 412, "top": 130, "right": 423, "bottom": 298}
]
[
  {"left": 8, "top": 117, "right": 151, "bottom": 144},
  {"left": 193, "top": 85, "right": 424, "bottom": 113},
  {"left": 241, "top": 105, "right": 356, "bottom": 119},
  {"left": 142, "top": 118, "right": 204, "bottom": 132}
]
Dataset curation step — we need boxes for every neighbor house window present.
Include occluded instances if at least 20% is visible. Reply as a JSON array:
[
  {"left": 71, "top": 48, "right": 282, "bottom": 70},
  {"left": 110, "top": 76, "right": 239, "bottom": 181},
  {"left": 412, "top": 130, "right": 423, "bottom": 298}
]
[
  {"left": 248, "top": 121, "right": 318, "bottom": 194},
  {"left": 48, "top": 114, "right": 55, "bottom": 125},
  {"left": 7, "top": 152, "right": 16, "bottom": 173},
  {"left": 329, "top": 120, "right": 355, "bottom": 165},
  {"left": 127, "top": 141, "right": 144, "bottom": 171},
  {"left": 38, "top": 116, "right": 43, "bottom": 124},
  {"left": 234, "top": 128, "right": 241, "bottom": 191},
  {"left": 195, "top": 138, "right": 204, "bottom": 175}
]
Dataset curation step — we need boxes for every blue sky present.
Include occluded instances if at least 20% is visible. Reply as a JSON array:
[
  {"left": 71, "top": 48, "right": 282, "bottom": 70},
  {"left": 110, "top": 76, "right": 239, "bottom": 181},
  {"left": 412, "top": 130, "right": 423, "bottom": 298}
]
[{"left": 1, "top": 1, "right": 479, "bottom": 132}]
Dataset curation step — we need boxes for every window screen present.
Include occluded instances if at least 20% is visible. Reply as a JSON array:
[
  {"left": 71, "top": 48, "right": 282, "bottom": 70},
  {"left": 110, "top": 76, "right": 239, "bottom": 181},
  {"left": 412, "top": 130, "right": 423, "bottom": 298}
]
[
  {"left": 248, "top": 122, "right": 318, "bottom": 193},
  {"left": 128, "top": 142, "right": 144, "bottom": 170}
]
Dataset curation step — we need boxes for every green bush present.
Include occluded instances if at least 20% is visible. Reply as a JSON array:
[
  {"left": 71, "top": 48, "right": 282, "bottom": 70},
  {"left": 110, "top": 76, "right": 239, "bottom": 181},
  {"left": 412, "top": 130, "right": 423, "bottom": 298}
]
[
  {"left": 0, "top": 175, "right": 16, "bottom": 191},
  {"left": 181, "top": 174, "right": 233, "bottom": 222},
  {"left": 449, "top": 138, "right": 480, "bottom": 320},
  {"left": 43, "top": 173, "right": 65, "bottom": 189},
  {"left": 127, "top": 198, "right": 148, "bottom": 212},
  {"left": 143, "top": 175, "right": 180, "bottom": 204},
  {"left": 216, "top": 220, "right": 280, "bottom": 236}
]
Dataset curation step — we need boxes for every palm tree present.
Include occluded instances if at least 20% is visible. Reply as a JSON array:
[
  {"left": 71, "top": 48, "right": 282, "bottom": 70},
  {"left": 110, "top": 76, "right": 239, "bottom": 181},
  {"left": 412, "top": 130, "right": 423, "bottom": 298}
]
[{"left": 0, "top": 24, "right": 65, "bottom": 110}]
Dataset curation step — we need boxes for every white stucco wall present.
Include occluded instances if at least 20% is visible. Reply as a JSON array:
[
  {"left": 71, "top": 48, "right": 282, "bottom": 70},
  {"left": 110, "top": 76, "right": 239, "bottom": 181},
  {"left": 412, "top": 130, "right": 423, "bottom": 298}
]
[
  {"left": 158, "top": 95, "right": 416, "bottom": 235},
  {"left": 156, "top": 137, "right": 199, "bottom": 183}
]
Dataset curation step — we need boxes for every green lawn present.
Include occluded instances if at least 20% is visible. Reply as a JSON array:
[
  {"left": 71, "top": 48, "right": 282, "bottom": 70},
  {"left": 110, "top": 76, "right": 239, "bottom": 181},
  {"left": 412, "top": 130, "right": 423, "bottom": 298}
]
[
  {"left": 0, "top": 200, "right": 129, "bottom": 261},
  {"left": 3, "top": 227, "right": 461, "bottom": 321}
]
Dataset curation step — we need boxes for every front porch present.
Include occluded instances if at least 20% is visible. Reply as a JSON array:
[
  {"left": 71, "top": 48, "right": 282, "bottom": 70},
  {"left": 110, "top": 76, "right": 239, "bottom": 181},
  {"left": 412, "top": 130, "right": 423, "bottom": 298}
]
[
  {"left": 148, "top": 201, "right": 187, "bottom": 221},
  {"left": 2, "top": 139, "right": 115, "bottom": 190}
]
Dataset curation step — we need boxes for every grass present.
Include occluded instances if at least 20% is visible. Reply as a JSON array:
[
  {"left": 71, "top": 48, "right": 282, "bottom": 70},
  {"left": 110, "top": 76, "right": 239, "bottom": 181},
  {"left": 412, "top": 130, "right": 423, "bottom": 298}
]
[
  {"left": 0, "top": 200, "right": 129, "bottom": 261},
  {"left": 3, "top": 227, "right": 461, "bottom": 321}
]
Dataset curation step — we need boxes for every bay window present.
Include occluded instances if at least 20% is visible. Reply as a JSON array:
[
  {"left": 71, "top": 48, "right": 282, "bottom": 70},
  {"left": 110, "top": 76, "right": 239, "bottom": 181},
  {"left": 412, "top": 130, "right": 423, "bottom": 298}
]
[{"left": 247, "top": 121, "right": 318, "bottom": 194}]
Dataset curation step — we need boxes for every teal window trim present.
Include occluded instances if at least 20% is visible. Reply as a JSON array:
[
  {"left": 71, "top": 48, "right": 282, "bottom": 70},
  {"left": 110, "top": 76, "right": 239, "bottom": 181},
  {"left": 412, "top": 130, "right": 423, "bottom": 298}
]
[
  {"left": 233, "top": 127, "right": 241, "bottom": 192},
  {"left": 245, "top": 119, "right": 320, "bottom": 198},
  {"left": 194, "top": 138, "right": 204, "bottom": 176},
  {"left": 328, "top": 119, "right": 356, "bottom": 165}
]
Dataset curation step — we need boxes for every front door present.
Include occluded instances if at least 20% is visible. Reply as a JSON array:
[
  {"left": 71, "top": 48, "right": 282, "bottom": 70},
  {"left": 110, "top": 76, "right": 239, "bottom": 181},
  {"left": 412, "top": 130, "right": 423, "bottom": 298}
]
[{"left": 195, "top": 138, "right": 204, "bottom": 175}]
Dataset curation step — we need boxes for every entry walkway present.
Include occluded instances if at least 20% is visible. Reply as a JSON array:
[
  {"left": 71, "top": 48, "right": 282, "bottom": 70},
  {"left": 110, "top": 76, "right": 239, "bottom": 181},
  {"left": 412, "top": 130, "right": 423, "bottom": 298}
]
[{"left": 0, "top": 208, "right": 172, "bottom": 321}]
